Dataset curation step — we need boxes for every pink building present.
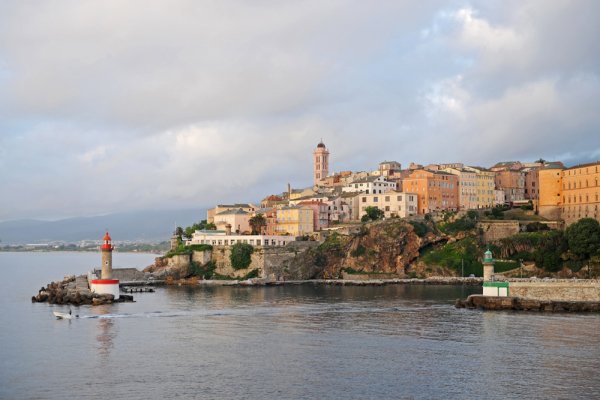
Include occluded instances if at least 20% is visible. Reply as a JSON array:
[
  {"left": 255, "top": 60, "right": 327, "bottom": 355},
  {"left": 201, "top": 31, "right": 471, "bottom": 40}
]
[{"left": 298, "top": 200, "right": 329, "bottom": 230}]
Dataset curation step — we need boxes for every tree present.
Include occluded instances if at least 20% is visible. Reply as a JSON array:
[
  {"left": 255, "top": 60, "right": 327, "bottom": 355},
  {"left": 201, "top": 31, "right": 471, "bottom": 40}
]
[
  {"left": 175, "top": 226, "right": 184, "bottom": 238},
  {"left": 363, "top": 206, "right": 384, "bottom": 222},
  {"left": 249, "top": 213, "right": 267, "bottom": 235},
  {"left": 565, "top": 218, "right": 600, "bottom": 260},
  {"left": 230, "top": 243, "right": 254, "bottom": 270}
]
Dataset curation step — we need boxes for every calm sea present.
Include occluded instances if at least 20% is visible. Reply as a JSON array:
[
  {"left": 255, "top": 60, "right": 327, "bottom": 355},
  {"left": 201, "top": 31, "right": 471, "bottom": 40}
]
[{"left": 1, "top": 252, "right": 599, "bottom": 399}]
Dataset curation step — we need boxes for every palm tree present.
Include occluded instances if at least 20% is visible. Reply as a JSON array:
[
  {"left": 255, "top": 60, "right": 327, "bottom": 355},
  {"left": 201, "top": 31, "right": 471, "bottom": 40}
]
[{"left": 249, "top": 214, "right": 267, "bottom": 235}]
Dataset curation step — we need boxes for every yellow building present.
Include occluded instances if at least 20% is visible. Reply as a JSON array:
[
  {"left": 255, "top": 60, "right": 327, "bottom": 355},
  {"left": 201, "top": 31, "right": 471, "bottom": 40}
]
[
  {"left": 275, "top": 206, "right": 314, "bottom": 236},
  {"left": 442, "top": 167, "right": 478, "bottom": 210},
  {"left": 464, "top": 166, "right": 496, "bottom": 208},
  {"left": 561, "top": 162, "right": 600, "bottom": 225}
]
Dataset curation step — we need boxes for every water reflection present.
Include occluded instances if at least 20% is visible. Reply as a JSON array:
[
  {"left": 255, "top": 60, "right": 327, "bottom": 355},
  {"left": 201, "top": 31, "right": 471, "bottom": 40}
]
[{"left": 91, "top": 305, "right": 116, "bottom": 360}]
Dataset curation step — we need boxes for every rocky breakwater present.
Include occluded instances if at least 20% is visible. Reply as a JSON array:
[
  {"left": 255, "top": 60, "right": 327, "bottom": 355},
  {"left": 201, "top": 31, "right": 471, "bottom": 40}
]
[
  {"left": 456, "top": 294, "right": 600, "bottom": 312},
  {"left": 31, "top": 275, "right": 133, "bottom": 306}
]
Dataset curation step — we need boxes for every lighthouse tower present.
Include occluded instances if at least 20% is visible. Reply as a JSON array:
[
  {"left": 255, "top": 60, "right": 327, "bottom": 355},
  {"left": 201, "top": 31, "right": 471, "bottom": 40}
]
[
  {"left": 313, "top": 141, "right": 329, "bottom": 187},
  {"left": 101, "top": 231, "right": 113, "bottom": 279},
  {"left": 482, "top": 249, "right": 494, "bottom": 282},
  {"left": 482, "top": 248, "right": 509, "bottom": 297},
  {"left": 90, "top": 231, "right": 120, "bottom": 300}
]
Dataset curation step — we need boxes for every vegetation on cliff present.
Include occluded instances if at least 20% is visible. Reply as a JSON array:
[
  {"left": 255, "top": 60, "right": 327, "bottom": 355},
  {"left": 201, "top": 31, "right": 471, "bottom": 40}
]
[
  {"left": 165, "top": 243, "right": 212, "bottom": 258},
  {"left": 230, "top": 243, "right": 254, "bottom": 270}
]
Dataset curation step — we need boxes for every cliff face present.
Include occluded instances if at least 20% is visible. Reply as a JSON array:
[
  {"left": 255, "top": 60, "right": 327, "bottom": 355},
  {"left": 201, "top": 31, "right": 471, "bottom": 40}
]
[
  {"left": 315, "top": 219, "right": 446, "bottom": 278},
  {"left": 145, "top": 220, "right": 449, "bottom": 280}
]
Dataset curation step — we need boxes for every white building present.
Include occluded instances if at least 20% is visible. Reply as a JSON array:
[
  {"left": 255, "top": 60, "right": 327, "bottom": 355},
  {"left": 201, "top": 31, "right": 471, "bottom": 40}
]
[
  {"left": 358, "top": 191, "right": 418, "bottom": 219},
  {"left": 342, "top": 175, "right": 397, "bottom": 195},
  {"left": 188, "top": 230, "right": 297, "bottom": 247}
]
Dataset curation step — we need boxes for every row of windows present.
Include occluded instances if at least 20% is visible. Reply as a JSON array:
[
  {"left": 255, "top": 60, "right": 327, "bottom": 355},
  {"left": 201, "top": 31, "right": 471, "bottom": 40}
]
[
  {"left": 564, "top": 178, "right": 599, "bottom": 189},
  {"left": 566, "top": 166, "right": 600, "bottom": 175},
  {"left": 566, "top": 193, "right": 600, "bottom": 204},
  {"left": 361, "top": 195, "right": 415, "bottom": 203}
]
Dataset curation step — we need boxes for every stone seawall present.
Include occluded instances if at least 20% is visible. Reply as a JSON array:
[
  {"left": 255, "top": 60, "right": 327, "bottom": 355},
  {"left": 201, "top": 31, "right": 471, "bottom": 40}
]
[
  {"left": 509, "top": 280, "right": 600, "bottom": 301},
  {"left": 456, "top": 294, "right": 600, "bottom": 312}
]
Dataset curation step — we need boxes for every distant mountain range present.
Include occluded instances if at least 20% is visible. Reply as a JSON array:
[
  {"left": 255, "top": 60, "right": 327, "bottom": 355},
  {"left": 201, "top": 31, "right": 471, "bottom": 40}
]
[{"left": 0, "top": 208, "right": 207, "bottom": 244}]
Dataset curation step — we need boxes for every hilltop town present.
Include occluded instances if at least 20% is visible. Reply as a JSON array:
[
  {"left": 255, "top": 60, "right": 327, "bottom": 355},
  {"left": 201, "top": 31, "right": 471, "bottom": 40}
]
[
  {"left": 187, "top": 141, "right": 598, "bottom": 244},
  {"left": 142, "top": 141, "right": 600, "bottom": 282}
]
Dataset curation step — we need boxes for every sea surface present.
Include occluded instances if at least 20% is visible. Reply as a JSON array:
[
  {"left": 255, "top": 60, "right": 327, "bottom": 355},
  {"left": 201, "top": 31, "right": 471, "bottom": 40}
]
[{"left": 1, "top": 252, "right": 599, "bottom": 399}]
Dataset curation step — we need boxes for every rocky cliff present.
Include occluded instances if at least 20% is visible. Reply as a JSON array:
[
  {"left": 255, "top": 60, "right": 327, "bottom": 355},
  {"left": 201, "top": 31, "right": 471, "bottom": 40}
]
[{"left": 145, "top": 219, "right": 452, "bottom": 281}]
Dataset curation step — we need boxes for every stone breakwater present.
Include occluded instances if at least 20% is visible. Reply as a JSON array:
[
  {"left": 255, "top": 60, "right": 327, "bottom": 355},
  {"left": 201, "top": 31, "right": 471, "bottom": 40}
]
[
  {"left": 31, "top": 275, "right": 133, "bottom": 306},
  {"left": 455, "top": 294, "right": 600, "bottom": 312}
]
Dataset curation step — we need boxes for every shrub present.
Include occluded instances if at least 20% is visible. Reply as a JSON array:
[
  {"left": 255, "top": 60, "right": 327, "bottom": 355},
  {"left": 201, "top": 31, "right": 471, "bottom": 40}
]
[
  {"left": 190, "top": 261, "right": 216, "bottom": 278},
  {"left": 350, "top": 244, "right": 366, "bottom": 257},
  {"left": 409, "top": 221, "right": 429, "bottom": 237},
  {"left": 230, "top": 243, "right": 254, "bottom": 270}
]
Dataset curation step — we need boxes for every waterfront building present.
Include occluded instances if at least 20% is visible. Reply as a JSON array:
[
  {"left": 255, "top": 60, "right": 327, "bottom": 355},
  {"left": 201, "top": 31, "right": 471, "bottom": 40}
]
[
  {"left": 358, "top": 191, "right": 418, "bottom": 219},
  {"left": 538, "top": 163, "right": 564, "bottom": 220},
  {"left": 188, "top": 229, "right": 297, "bottom": 247},
  {"left": 442, "top": 167, "right": 478, "bottom": 210},
  {"left": 213, "top": 208, "right": 251, "bottom": 234},
  {"left": 276, "top": 206, "right": 314, "bottom": 236},
  {"left": 342, "top": 175, "right": 397, "bottom": 195},
  {"left": 402, "top": 169, "right": 459, "bottom": 214},
  {"left": 313, "top": 141, "right": 330, "bottom": 186},
  {"left": 207, "top": 203, "right": 258, "bottom": 224}
]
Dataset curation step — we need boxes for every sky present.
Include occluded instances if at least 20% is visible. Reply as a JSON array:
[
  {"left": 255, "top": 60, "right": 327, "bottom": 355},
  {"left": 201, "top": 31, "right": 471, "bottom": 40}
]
[{"left": 1, "top": 0, "right": 599, "bottom": 221}]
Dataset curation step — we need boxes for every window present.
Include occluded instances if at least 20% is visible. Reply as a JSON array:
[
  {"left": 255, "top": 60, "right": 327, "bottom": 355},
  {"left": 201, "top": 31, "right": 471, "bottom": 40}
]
[
  {"left": 385, "top": 196, "right": 390, "bottom": 202},
  {"left": 362, "top": 197, "right": 366, "bottom": 203},
  {"left": 374, "top": 197, "right": 378, "bottom": 202}
]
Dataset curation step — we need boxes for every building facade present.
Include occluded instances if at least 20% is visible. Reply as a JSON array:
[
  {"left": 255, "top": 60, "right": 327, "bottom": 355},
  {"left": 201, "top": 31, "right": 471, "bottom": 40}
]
[
  {"left": 403, "top": 170, "right": 459, "bottom": 214},
  {"left": 298, "top": 201, "right": 329, "bottom": 231},
  {"left": 207, "top": 204, "right": 257, "bottom": 224},
  {"left": 276, "top": 206, "right": 314, "bottom": 236},
  {"left": 342, "top": 175, "right": 397, "bottom": 195},
  {"left": 561, "top": 162, "right": 600, "bottom": 225},
  {"left": 442, "top": 167, "right": 478, "bottom": 210},
  {"left": 463, "top": 166, "right": 496, "bottom": 208},
  {"left": 213, "top": 208, "right": 251, "bottom": 234},
  {"left": 188, "top": 230, "right": 297, "bottom": 247},
  {"left": 494, "top": 169, "right": 525, "bottom": 202},
  {"left": 358, "top": 191, "right": 418, "bottom": 219}
]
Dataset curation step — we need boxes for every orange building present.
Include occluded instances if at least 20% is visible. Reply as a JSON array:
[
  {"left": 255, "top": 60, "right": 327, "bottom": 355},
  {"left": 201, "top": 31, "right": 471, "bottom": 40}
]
[
  {"left": 538, "top": 164, "right": 564, "bottom": 220},
  {"left": 403, "top": 170, "right": 459, "bottom": 214}
]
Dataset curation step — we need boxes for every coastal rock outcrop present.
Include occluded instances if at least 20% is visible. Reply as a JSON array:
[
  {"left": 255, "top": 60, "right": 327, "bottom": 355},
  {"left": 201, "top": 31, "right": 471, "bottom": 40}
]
[{"left": 31, "top": 275, "right": 133, "bottom": 306}]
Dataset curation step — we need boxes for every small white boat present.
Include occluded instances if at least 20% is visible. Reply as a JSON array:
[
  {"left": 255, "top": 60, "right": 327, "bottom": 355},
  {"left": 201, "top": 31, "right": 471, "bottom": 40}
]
[{"left": 53, "top": 311, "right": 77, "bottom": 319}]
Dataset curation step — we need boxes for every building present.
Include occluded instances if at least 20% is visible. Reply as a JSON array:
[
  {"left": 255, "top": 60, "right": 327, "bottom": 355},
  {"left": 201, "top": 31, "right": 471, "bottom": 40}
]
[
  {"left": 378, "top": 161, "right": 401, "bottom": 177},
  {"left": 442, "top": 167, "right": 478, "bottom": 210},
  {"left": 341, "top": 192, "right": 361, "bottom": 221},
  {"left": 538, "top": 163, "right": 564, "bottom": 220},
  {"left": 276, "top": 206, "right": 314, "bottom": 236},
  {"left": 213, "top": 208, "right": 251, "bottom": 234},
  {"left": 313, "top": 141, "right": 330, "bottom": 186},
  {"left": 298, "top": 201, "right": 329, "bottom": 230},
  {"left": 188, "top": 230, "right": 296, "bottom": 247},
  {"left": 494, "top": 169, "right": 525, "bottom": 202},
  {"left": 463, "top": 166, "right": 496, "bottom": 208},
  {"left": 358, "top": 191, "right": 418, "bottom": 219},
  {"left": 342, "top": 175, "right": 397, "bottom": 195},
  {"left": 561, "top": 162, "right": 600, "bottom": 225},
  {"left": 207, "top": 204, "right": 257, "bottom": 224},
  {"left": 402, "top": 170, "right": 459, "bottom": 214}
]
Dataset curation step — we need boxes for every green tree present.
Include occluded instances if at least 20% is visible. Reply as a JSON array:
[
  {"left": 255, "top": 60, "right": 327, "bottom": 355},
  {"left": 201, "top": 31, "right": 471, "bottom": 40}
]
[
  {"left": 565, "top": 218, "right": 600, "bottom": 260},
  {"left": 362, "top": 206, "right": 384, "bottom": 222},
  {"left": 175, "top": 226, "right": 184, "bottom": 238},
  {"left": 230, "top": 243, "right": 254, "bottom": 270},
  {"left": 249, "top": 213, "right": 267, "bottom": 235}
]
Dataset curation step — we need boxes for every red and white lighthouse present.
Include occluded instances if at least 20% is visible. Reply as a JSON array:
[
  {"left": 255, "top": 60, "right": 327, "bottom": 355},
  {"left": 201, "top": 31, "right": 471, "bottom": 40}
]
[{"left": 90, "top": 231, "right": 120, "bottom": 299}]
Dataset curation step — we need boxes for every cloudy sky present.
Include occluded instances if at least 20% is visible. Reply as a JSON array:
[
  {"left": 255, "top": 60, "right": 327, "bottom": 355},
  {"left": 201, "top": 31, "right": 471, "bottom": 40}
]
[{"left": 1, "top": 0, "right": 599, "bottom": 221}]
